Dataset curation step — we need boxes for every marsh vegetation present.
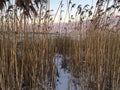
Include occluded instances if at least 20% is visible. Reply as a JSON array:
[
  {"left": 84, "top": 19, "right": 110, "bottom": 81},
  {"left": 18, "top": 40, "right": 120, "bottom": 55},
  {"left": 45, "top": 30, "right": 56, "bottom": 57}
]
[{"left": 0, "top": 0, "right": 120, "bottom": 90}]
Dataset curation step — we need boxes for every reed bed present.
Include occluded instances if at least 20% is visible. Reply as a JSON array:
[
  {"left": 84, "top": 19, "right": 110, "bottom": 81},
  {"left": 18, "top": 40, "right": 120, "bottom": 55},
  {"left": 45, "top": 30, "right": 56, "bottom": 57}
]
[
  {"left": 0, "top": 0, "right": 120, "bottom": 90},
  {"left": 0, "top": 30, "right": 119, "bottom": 90}
]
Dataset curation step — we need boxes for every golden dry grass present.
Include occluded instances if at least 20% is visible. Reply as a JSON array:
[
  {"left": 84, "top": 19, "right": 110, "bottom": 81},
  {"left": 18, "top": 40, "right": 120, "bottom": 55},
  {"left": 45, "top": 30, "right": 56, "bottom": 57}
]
[
  {"left": 0, "top": 0, "right": 120, "bottom": 90},
  {"left": 0, "top": 31, "right": 119, "bottom": 89}
]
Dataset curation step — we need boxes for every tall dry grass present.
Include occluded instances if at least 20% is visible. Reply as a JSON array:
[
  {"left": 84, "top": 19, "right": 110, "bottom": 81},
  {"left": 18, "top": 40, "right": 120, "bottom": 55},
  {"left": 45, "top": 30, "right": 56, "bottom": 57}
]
[
  {"left": 0, "top": 30, "right": 119, "bottom": 90},
  {"left": 0, "top": 0, "right": 120, "bottom": 90}
]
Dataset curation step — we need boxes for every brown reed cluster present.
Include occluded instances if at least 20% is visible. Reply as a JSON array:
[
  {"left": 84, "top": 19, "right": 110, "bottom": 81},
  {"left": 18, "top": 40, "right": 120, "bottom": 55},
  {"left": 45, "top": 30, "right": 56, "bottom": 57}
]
[{"left": 0, "top": 0, "right": 120, "bottom": 90}]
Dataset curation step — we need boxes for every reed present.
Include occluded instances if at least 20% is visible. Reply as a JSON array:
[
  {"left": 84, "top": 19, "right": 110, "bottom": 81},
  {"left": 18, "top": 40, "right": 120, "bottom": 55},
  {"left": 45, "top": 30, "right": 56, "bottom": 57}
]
[{"left": 0, "top": 0, "right": 120, "bottom": 90}]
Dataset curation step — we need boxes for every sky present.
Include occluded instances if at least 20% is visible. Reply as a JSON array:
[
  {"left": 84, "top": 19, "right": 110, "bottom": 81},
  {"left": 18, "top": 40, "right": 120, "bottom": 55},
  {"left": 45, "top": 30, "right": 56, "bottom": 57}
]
[
  {"left": 50, "top": 0, "right": 96, "bottom": 9},
  {"left": 50, "top": 0, "right": 97, "bottom": 22}
]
